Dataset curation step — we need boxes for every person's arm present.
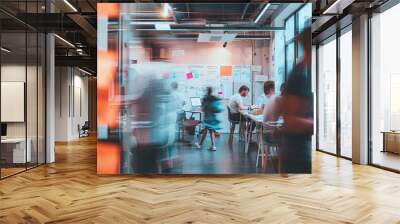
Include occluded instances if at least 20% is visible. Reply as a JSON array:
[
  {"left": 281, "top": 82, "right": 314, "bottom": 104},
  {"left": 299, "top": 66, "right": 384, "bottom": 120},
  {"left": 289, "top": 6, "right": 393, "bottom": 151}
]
[
  {"left": 237, "top": 97, "right": 247, "bottom": 110},
  {"left": 280, "top": 95, "right": 313, "bottom": 135},
  {"left": 281, "top": 115, "right": 313, "bottom": 135},
  {"left": 238, "top": 103, "right": 247, "bottom": 110}
]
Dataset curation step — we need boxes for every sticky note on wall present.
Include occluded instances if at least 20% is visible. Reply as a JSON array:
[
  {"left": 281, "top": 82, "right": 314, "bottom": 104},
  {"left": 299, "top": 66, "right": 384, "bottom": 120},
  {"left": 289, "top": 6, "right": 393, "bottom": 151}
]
[
  {"left": 186, "top": 72, "right": 193, "bottom": 79},
  {"left": 220, "top": 66, "right": 232, "bottom": 76}
]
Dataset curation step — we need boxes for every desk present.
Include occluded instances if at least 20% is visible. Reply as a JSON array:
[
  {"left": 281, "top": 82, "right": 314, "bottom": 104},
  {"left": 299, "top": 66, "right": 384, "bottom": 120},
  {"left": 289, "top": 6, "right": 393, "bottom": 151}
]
[
  {"left": 382, "top": 131, "right": 400, "bottom": 154},
  {"left": 240, "top": 110, "right": 283, "bottom": 169},
  {"left": 1, "top": 138, "right": 31, "bottom": 164}
]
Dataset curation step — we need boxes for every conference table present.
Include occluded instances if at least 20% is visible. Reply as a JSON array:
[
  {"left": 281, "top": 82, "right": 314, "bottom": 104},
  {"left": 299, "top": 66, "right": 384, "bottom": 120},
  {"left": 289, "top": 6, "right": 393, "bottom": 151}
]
[{"left": 239, "top": 109, "right": 264, "bottom": 154}]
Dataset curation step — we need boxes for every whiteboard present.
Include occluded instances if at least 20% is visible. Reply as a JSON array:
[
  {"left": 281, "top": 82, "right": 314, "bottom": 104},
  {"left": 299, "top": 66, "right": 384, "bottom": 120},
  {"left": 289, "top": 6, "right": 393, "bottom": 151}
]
[
  {"left": 167, "top": 64, "right": 252, "bottom": 101},
  {"left": 1, "top": 82, "right": 25, "bottom": 122}
]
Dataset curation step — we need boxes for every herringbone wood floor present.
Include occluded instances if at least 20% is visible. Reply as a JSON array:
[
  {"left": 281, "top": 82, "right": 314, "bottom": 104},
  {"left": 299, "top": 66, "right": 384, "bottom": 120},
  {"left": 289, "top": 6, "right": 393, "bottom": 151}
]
[{"left": 1, "top": 136, "right": 400, "bottom": 224}]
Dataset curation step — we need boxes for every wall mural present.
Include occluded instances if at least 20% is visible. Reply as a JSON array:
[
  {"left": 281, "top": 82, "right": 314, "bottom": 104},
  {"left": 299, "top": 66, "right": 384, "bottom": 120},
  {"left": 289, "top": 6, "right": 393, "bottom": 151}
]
[{"left": 97, "top": 2, "right": 313, "bottom": 174}]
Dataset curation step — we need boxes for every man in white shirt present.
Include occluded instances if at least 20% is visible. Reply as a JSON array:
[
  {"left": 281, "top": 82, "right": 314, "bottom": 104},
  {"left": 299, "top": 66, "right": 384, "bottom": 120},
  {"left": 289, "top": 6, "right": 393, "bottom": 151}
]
[
  {"left": 229, "top": 85, "right": 249, "bottom": 114},
  {"left": 256, "top": 80, "right": 275, "bottom": 109},
  {"left": 256, "top": 94, "right": 267, "bottom": 107},
  {"left": 263, "top": 81, "right": 282, "bottom": 122},
  {"left": 228, "top": 85, "right": 249, "bottom": 145}
]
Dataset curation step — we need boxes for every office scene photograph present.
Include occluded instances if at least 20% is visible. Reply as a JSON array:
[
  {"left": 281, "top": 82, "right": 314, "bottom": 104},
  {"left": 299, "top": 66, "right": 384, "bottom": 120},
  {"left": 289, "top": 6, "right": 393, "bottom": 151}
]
[{"left": 97, "top": 2, "right": 313, "bottom": 174}]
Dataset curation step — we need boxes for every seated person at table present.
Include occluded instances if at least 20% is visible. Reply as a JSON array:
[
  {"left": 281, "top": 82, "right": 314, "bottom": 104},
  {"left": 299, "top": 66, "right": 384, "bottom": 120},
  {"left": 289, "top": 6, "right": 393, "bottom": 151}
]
[
  {"left": 254, "top": 81, "right": 276, "bottom": 115},
  {"left": 229, "top": 85, "right": 260, "bottom": 136},
  {"left": 228, "top": 85, "right": 249, "bottom": 121},
  {"left": 194, "top": 87, "right": 223, "bottom": 151},
  {"left": 263, "top": 82, "right": 285, "bottom": 122}
]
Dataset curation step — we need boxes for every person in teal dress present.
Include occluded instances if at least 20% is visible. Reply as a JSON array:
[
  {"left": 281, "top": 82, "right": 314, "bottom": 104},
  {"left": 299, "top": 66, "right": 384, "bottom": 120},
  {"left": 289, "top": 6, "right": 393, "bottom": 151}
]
[{"left": 194, "top": 87, "right": 224, "bottom": 151}]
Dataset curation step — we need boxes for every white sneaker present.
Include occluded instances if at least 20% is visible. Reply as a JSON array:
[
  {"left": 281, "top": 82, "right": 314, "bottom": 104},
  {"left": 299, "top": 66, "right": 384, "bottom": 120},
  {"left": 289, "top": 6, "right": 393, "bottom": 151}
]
[
  {"left": 209, "top": 146, "right": 216, "bottom": 151},
  {"left": 194, "top": 142, "right": 201, "bottom": 149}
]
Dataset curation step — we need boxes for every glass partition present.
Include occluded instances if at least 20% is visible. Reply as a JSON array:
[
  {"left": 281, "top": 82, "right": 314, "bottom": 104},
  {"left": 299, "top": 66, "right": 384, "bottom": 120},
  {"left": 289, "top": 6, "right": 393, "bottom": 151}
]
[
  {"left": 0, "top": 1, "right": 46, "bottom": 179},
  {"left": 370, "top": 3, "right": 400, "bottom": 171},
  {"left": 339, "top": 29, "right": 352, "bottom": 158},
  {"left": 1, "top": 30, "right": 28, "bottom": 177},
  {"left": 317, "top": 36, "right": 337, "bottom": 154},
  {"left": 315, "top": 24, "right": 353, "bottom": 159}
]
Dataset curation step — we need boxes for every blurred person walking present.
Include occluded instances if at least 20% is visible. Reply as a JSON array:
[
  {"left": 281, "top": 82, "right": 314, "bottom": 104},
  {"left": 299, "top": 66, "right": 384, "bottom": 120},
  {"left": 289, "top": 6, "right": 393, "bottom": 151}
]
[
  {"left": 194, "top": 87, "right": 224, "bottom": 151},
  {"left": 279, "top": 65, "right": 313, "bottom": 174}
]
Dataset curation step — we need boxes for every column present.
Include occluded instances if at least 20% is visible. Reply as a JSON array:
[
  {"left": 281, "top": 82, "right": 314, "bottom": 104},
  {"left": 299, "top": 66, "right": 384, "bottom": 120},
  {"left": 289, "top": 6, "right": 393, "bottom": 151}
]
[{"left": 352, "top": 14, "right": 369, "bottom": 164}]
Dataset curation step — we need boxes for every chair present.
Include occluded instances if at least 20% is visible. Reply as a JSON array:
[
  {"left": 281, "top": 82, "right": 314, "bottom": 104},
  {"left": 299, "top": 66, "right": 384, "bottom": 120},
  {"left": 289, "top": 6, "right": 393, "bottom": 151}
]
[
  {"left": 181, "top": 112, "right": 201, "bottom": 142},
  {"left": 78, "top": 121, "right": 90, "bottom": 138},
  {"left": 256, "top": 122, "right": 281, "bottom": 171},
  {"left": 227, "top": 106, "right": 240, "bottom": 145}
]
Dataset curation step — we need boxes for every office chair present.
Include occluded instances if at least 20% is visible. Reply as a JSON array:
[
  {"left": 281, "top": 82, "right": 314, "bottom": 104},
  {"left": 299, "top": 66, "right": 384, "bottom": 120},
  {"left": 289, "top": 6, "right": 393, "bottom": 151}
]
[
  {"left": 181, "top": 112, "right": 201, "bottom": 142},
  {"left": 79, "top": 121, "right": 90, "bottom": 138}
]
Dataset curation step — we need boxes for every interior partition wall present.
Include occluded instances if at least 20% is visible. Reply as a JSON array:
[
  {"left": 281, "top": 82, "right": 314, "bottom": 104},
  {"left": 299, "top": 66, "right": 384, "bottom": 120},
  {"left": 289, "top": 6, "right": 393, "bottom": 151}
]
[
  {"left": 0, "top": 1, "right": 47, "bottom": 179},
  {"left": 316, "top": 25, "right": 353, "bottom": 159}
]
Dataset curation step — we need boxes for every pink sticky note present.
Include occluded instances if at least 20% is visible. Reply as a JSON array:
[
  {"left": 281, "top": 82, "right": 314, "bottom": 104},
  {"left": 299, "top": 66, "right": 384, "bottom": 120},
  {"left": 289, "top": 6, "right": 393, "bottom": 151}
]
[{"left": 186, "top": 73, "right": 193, "bottom": 79}]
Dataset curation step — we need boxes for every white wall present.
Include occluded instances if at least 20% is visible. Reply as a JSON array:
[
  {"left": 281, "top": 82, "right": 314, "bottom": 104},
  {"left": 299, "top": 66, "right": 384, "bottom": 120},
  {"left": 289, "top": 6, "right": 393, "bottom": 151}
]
[
  {"left": 1, "top": 65, "right": 36, "bottom": 137},
  {"left": 54, "top": 67, "right": 89, "bottom": 141}
]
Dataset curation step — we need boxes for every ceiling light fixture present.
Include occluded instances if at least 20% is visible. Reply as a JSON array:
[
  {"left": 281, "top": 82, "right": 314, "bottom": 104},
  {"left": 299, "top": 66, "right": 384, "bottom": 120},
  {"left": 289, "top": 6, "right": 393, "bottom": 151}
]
[
  {"left": 254, "top": 3, "right": 271, "bottom": 23},
  {"left": 63, "top": 0, "right": 78, "bottom": 12},
  {"left": 1, "top": 47, "right": 11, "bottom": 53},
  {"left": 155, "top": 23, "right": 171, "bottom": 30},
  {"left": 322, "top": 0, "right": 349, "bottom": 15},
  {"left": 130, "top": 21, "right": 175, "bottom": 25},
  {"left": 54, "top": 34, "right": 75, "bottom": 48},
  {"left": 162, "top": 3, "right": 171, "bottom": 17},
  {"left": 78, "top": 67, "right": 93, "bottom": 76}
]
